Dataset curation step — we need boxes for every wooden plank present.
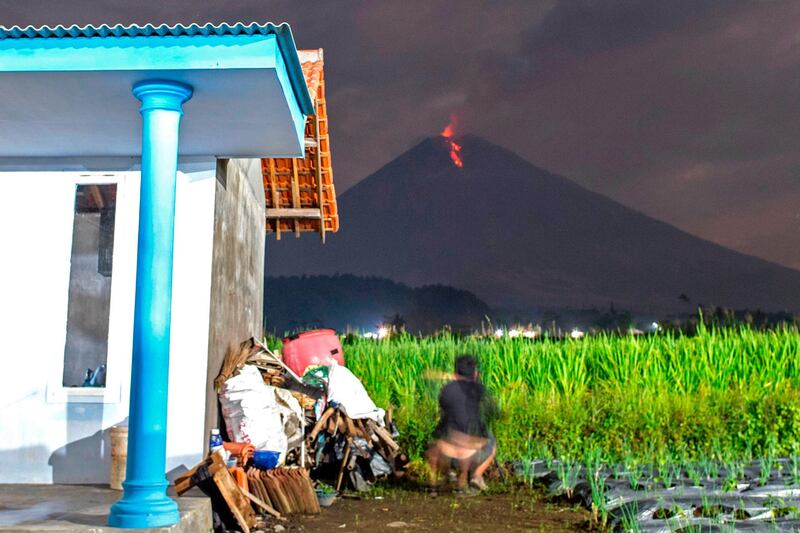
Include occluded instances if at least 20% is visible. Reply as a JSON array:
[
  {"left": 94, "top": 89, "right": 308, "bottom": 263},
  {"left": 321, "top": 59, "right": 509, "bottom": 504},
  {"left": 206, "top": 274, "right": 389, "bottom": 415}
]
[
  {"left": 268, "top": 158, "right": 281, "bottom": 240},
  {"left": 203, "top": 453, "right": 256, "bottom": 532},
  {"left": 313, "top": 114, "right": 326, "bottom": 243},
  {"left": 335, "top": 437, "right": 352, "bottom": 492},
  {"left": 291, "top": 159, "right": 301, "bottom": 237},
  {"left": 367, "top": 420, "right": 400, "bottom": 452},
  {"left": 308, "top": 406, "right": 335, "bottom": 442},
  {"left": 266, "top": 208, "right": 322, "bottom": 219},
  {"left": 242, "top": 487, "right": 282, "bottom": 519},
  {"left": 212, "top": 468, "right": 255, "bottom": 533}
]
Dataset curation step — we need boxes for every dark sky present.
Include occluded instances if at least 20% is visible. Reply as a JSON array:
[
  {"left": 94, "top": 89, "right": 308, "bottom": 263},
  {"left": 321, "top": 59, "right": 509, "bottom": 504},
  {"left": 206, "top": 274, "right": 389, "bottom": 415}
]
[{"left": 3, "top": 1, "right": 800, "bottom": 269}]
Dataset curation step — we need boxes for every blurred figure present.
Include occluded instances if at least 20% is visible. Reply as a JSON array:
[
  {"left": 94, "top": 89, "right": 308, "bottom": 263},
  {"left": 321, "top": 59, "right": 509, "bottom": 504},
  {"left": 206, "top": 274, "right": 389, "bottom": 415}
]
[{"left": 427, "top": 354, "right": 497, "bottom": 491}]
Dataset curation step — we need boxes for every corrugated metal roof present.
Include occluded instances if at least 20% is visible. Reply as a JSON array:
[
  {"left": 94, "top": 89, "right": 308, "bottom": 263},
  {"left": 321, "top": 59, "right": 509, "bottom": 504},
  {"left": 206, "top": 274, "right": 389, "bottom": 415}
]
[
  {"left": 0, "top": 21, "right": 316, "bottom": 116},
  {"left": 0, "top": 21, "right": 289, "bottom": 40}
]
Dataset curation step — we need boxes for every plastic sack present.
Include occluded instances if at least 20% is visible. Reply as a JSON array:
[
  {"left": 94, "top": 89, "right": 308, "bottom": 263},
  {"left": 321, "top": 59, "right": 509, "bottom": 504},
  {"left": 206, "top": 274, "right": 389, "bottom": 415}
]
[
  {"left": 220, "top": 365, "right": 299, "bottom": 462},
  {"left": 326, "top": 360, "right": 385, "bottom": 423}
]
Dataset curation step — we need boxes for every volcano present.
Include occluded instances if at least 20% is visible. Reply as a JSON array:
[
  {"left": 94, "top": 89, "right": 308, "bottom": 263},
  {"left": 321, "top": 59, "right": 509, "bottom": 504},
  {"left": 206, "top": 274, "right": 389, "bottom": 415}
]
[{"left": 267, "top": 135, "right": 800, "bottom": 313}]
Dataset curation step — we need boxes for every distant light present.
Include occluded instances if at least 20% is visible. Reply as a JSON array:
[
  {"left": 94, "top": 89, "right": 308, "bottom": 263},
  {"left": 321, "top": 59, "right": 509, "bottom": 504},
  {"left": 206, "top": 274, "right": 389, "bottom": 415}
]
[
  {"left": 650, "top": 321, "right": 661, "bottom": 331},
  {"left": 570, "top": 329, "right": 585, "bottom": 340},
  {"left": 494, "top": 329, "right": 504, "bottom": 338},
  {"left": 377, "top": 326, "right": 389, "bottom": 339},
  {"left": 363, "top": 332, "right": 378, "bottom": 339},
  {"left": 508, "top": 329, "right": 521, "bottom": 338},
  {"left": 523, "top": 330, "right": 538, "bottom": 339}
]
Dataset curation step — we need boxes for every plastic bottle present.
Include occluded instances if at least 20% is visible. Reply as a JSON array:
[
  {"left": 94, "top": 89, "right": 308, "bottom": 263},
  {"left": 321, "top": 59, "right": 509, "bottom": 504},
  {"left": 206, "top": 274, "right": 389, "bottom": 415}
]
[{"left": 209, "top": 429, "right": 223, "bottom": 452}]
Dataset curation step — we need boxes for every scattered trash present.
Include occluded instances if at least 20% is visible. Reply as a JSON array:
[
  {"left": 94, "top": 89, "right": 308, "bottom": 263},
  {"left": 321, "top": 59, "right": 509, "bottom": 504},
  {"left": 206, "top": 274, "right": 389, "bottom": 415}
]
[{"left": 178, "top": 332, "right": 407, "bottom": 532}]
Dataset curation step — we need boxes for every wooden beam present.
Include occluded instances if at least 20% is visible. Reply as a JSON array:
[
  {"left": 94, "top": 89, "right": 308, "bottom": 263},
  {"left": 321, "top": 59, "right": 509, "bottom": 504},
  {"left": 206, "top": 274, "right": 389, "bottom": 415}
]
[
  {"left": 291, "top": 159, "right": 301, "bottom": 237},
  {"left": 89, "top": 184, "right": 105, "bottom": 210},
  {"left": 242, "top": 487, "right": 282, "bottom": 519},
  {"left": 266, "top": 208, "right": 321, "bottom": 219},
  {"left": 313, "top": 114, "right": 326, "bottom": 243},
  {"left": 268, "top": 158, "right": 281, "bottom": 240}
]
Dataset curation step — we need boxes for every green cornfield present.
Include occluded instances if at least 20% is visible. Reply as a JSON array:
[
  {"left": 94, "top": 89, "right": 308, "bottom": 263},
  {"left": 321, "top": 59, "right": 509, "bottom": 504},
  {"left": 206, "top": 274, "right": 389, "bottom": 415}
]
[{"left": 341, "top": 323, "right": 800, "bottom": 464}]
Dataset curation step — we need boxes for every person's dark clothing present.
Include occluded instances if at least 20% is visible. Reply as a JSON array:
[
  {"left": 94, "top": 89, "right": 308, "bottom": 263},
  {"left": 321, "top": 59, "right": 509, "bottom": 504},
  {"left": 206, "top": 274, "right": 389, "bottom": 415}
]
[{"left": 436, "top": 379, "right": 496, "bottom": 438}]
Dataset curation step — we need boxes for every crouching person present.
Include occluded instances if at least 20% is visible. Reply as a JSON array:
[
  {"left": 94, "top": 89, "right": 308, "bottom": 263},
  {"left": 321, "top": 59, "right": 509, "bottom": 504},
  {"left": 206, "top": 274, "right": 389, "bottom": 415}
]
[{"left": 427, "top": 354, "right": 497, "bottom": 491}]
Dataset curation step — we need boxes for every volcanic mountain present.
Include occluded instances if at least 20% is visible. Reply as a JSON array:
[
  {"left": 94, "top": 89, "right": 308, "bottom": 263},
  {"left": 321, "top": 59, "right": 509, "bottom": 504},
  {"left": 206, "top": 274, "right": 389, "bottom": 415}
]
[{"left": 267, "top": 135, "right": 800, "bottom": 313}]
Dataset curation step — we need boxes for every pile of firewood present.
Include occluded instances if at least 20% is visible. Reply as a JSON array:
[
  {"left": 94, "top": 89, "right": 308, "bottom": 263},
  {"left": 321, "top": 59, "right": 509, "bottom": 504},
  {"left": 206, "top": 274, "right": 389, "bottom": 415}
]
[{"left": 307, "top": 406, "right": 408, "bottom": 491}]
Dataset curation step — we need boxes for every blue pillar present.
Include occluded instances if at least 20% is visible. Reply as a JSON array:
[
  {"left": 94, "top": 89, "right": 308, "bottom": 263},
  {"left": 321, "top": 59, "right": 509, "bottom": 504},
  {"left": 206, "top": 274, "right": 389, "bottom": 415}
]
[{"left": 109, "top": 80, "right": 193, "bottom": 529}]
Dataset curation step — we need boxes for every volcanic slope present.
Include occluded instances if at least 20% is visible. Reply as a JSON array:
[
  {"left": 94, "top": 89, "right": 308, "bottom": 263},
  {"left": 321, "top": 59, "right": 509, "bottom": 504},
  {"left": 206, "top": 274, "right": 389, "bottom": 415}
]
[{"left": 267, "top": 135, "right": 800, "bottom": 312}]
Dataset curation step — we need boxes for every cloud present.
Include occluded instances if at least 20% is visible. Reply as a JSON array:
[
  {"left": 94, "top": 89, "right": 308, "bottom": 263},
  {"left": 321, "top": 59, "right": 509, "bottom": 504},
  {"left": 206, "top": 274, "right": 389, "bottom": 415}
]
[{"left": 0, "top": 0, "right": 798, "bottom": 268}]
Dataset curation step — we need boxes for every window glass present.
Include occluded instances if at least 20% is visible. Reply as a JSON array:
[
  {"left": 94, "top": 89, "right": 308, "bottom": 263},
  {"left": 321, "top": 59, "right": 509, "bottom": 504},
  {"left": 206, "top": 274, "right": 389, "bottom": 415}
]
[{"left": 62, "top": 183, "right": 117, "bottom": 387}]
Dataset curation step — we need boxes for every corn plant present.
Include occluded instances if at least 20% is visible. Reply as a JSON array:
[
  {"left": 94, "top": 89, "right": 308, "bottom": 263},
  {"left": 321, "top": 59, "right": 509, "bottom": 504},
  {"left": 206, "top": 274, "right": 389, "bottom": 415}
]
[{"left": 341, "top": 326, "right": 800, "bottom": 464}]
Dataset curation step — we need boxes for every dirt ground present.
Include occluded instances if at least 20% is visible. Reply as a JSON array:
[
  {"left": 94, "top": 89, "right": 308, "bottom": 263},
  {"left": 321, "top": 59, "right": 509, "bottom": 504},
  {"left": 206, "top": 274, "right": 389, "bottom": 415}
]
[{"left": 278, "top": 487, "right": 591, "bottom": 533}]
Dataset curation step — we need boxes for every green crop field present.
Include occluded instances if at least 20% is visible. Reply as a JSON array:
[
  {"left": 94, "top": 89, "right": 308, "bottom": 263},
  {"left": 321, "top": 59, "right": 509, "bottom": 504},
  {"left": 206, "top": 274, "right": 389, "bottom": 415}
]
[{"left": 342, "top": 324, "right": 800, "bottom": 466}]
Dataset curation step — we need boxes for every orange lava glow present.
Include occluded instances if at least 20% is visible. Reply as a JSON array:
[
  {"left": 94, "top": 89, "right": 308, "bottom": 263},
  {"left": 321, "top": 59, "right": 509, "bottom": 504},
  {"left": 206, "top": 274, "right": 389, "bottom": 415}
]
[{"left": 440, "top": 122, "right": 463, "bottom": 168}]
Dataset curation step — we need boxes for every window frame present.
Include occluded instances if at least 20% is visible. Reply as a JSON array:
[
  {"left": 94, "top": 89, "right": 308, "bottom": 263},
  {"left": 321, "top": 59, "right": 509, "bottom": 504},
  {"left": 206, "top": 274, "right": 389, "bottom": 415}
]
[{"left": 46, "top": 172, "right": 136, "bottom": 404}]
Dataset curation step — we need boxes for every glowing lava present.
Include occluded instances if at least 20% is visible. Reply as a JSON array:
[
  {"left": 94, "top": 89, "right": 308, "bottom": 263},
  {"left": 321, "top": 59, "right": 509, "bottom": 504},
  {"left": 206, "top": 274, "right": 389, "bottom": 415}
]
[{"left": 440, "top": 123, "right": 463, "bottom": 168}]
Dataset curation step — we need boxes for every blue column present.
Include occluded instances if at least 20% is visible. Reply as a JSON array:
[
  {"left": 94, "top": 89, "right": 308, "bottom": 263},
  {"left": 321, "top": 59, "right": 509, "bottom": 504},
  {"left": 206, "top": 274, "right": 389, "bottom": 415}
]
[{"left": 109, "top": 80, "right": 193, "bottom": 529}]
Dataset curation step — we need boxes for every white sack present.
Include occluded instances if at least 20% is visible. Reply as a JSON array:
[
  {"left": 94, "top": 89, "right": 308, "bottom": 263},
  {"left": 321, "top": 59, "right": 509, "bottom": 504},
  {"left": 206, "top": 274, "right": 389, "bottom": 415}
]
[
  {"left": 219, "top": 365, "right": 288, "bottom": 461},
  {"left": 327, "top": 360, "right": 385, "bottom": 424}
]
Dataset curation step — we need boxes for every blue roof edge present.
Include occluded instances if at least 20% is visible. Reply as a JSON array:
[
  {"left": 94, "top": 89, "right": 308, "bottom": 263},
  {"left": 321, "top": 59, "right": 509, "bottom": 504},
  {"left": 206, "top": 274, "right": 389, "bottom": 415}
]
[
  {"left": 272, "top": 25, "right": 315, "bottom": 116},
  {"left": 0, "top": 21, "right": 315, "bottom": 116}
]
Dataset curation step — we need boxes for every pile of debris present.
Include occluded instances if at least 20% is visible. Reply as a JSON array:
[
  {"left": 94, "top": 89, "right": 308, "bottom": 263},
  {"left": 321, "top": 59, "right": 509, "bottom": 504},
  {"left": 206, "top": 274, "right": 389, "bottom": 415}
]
[
  {"left": 180, "top": 331, "right": 405, "bottom": 531},
  {"left": 308, "top": 404, "right": 407, "bottom": 492}
]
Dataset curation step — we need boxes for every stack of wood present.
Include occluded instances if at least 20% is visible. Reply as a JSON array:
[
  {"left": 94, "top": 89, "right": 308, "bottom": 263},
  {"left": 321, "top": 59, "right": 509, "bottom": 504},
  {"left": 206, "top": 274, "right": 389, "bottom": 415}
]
[
  {"left": 246, "top": 467, "right": 320, "bottom": 515},
  {"left": 176, "top": 454, "right": 321, "bottom": 532},
  {"left": 307, "top": 406, "right": 407, "bottom": 491}
]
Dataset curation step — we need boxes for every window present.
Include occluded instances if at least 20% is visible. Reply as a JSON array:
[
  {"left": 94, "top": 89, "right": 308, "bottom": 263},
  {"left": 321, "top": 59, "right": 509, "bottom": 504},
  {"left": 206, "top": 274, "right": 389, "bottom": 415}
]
[{"left": 62, "top": 184, "right": 117, "bottom": 388}]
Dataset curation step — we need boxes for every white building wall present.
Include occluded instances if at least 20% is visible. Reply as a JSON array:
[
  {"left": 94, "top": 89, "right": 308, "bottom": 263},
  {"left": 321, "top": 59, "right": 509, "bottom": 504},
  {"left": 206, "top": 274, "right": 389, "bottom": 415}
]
[{"left": 0, "top": 159, "right": 216, "bottom": 483}]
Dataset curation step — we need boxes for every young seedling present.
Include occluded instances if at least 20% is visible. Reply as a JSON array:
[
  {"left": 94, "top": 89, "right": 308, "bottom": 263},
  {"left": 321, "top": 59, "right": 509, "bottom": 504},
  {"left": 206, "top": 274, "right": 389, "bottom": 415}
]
[
  {"left": 723, "top": 459, "right": 743, "bottom": 492},
  {"left": 556, "top": 458, "right": 581, "bottom": 499},
  {"left": 628, "top": 463, "right": 643, "bottom": 491},
  {"left": 760, "top": 455, "right": 774, "bottom": 487},
  {"left": 790, "top": 444, "right": 800, "bottom": 487},
  {"left": 657, "top": 453, "right": 678, "bottom": 489},
  {"left": 619, "top": 501, "right": 641, "bottom": 533},
  {"left": 701, "top": 456, "right": 719, "bottom": 482},
  {"left": 584, "top": 449, "right": 608, "bottom": 527},
  {"left": 685, "top": 461, "right": 702, "bottom": 487}
]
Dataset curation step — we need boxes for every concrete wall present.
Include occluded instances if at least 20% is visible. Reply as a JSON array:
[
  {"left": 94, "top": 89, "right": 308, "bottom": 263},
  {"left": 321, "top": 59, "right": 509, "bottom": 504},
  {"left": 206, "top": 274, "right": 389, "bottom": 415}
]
[
  {"left": 0, "top": 159, "right": 216, "bottom": 483},
  {"left": 204, "top": 158, "right": 266, "bottom": 442}
]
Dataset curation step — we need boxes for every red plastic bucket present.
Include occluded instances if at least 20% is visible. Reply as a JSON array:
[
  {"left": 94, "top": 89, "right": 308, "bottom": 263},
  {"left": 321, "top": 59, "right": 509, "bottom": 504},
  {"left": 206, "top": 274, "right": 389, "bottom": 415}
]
[{"left": 281, "top": 329, "right": 344, "bottom": 376}]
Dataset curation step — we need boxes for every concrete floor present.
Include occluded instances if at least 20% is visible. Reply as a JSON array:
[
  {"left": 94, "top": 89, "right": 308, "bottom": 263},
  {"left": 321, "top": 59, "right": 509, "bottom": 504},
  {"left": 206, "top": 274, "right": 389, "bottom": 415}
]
[{"left": 0, "top": 485, "right": 211, "bottom": 532}]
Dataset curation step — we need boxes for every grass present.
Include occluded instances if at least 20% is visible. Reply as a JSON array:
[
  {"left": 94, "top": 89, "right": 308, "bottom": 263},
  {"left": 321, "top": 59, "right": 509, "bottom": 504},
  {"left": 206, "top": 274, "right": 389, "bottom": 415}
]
[{"left": 338, "top": 323, "right": 800, "bottom": 466}]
